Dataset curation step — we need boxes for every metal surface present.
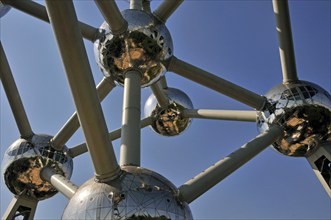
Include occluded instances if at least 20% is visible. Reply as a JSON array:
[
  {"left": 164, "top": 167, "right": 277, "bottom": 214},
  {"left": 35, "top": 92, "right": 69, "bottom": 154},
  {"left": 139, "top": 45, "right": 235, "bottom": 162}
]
[
  {"left": 272, "top": 0, "right": 298, "bottom": 83},
  {"left": 2, "top": 195, "right": 38, "bottom": 220},
  {"left": 0, "top": 42, "right": 34, "bottom": 139},
  {"left": 1, "top": 134, "right": 73, "bottom": 200},
  {"left": 40, "top": 167, "right": 78, "bottom": 199},
  {"left": 62, "top": 166, "right": 193, "bottom": 219},
  {"left": 153, "top": 0, "right": 184, "bottom": 23},
  {"left": 167, "top": 56, "right": 267, "bottom": 110},
  {"left": 3, "top": 0, "right": 98, "bottom": 42},
  {"left": 179, "top": 125, "right": 283, "bottom": 203},
  {"left": 94, "top": 9, "right": 173, "bottom": 87},
  {"left": 51, "top": 77, "right": 116, "bottom": 150},
  {"left": 182, "top": 109, "right": 257, "bottom": 122},
  {"left": 95, "top": 0, "right": 128, "bottom": 35},
  {"left": 120, "top": 70, "right": 142, "bottom": 166},
  {"left": 257, "top": 81, "right": 331, "bottom": 157},
  {"left": 45, "top": 0, "right": 120, "bottom": 181},
  {"left": 145, "top": 87, "right": 193, "bottom": 136}
]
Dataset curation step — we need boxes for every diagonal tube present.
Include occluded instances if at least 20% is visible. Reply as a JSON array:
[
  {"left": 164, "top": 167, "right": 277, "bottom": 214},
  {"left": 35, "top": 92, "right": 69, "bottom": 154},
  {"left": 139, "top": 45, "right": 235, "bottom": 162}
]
[
  {"left": 120, "top": 70, "right": 142, "bottom": 166},
  {"left": 272, "top": 0, "right": 298, "bottom": 83},
  {"left": 51, "top": 78, "right": 116, "bottom": 150},
  {"left": 130, "top": 0, "right": 143, "bottom": 10},
  {"left": 153, "top": 0, "right": 184, "bottom": 23},
  {"left": 150, "top": 81, "right": 170, "bottom": 108},
  {"left": 182, "top": 109, "right": 257, "bottom": 122},
  {"left": 40, "top": 167, "right": 78, "bottom": 199},
  {"left": 68, "top": 117, "right": 153, "bottom": 158},
  {"left": 45, "top": 0, "right": 120, "bottom": 181},
  {"left": 0, "top": 42, "right": 34, "bottom": 139},
  {"left": 94, "top": 0, "right": 128, "bottom": 35},
  {"left": 3, "top": 0, "right": 99, "bottom": 42},
  {"left": 178, "top": 125, "right": 282, "bottom": 203},
  {"left": 166, "top": 56, "right": 266, "bottom": 110}
]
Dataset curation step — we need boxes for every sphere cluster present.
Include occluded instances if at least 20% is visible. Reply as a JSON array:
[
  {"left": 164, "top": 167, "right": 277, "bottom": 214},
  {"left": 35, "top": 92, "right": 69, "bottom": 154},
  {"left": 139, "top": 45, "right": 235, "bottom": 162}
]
[
  {"left": 257, "top": 81, "right": 331, "bottom": 157},
  {"left": 2, "top": 134, "right": 73, "bottom": 200},
  {"left": 144, "top": 88, "right": 193, "bottom": 136},
  {"left": 62, "top": 166, "right": 192, "bottom": 220},
  {"left": 94, "top": 9, "right": 173, "bottom": 87}
]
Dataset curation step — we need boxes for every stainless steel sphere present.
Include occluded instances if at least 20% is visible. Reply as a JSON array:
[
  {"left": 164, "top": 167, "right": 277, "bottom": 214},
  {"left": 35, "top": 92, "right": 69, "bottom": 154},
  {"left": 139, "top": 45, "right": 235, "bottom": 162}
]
[
  {"left": 94, "top": 9, "right": 173, "bottom": 87},
  {"left": 144, "top": 87, "right": 193, "bottom": 136},
  {"left": 62, "top": 166, "right": 193, "bottom": 219},
  {"left": 1, "top": 134, "right": 73, "bottom": 200},
  {"left": 0, "top": 1, "right": 10, "bottom": 18},
  {"left": 257, "top": 81, "right": 331, "bottom": 157}
]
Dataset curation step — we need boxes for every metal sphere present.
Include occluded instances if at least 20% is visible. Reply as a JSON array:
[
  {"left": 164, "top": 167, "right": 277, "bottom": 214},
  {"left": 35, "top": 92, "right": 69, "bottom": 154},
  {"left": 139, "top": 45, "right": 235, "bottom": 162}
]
[
  {"left": 62, "top": 166, "right": 193, "bottom": 219},
  {"left": 1, "top": 134, "right": 73, "bottom": 200},
  {"left": 144, "top": 87, "right": 193, "bottom": 136},
  {"left": 0, "top": 1, "right": 10, "bottom": 18},
  {"left": 257, "top": 81, "right": 331, "bottom": 157},
  {"left": 94, "top": 9, "right": 173, "bottom": 87}
]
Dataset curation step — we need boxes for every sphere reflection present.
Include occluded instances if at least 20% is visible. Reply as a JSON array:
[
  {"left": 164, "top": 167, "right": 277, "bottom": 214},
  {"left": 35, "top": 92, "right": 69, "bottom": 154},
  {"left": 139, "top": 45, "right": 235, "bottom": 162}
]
[
  {"left": 257, "top": 81, "right": 331, "bottom": 157},
  {"left": 144, "top": 87, "right": 193, "bottom": 136},
  {"left": 1, "top": 134, "right": 73, "bottom": 200},
  {"left": 62, "top": 166, "right": 193, "bottom": 220},
  {"left": 94, "top": 9, "right": 173, "bottom": 87}
]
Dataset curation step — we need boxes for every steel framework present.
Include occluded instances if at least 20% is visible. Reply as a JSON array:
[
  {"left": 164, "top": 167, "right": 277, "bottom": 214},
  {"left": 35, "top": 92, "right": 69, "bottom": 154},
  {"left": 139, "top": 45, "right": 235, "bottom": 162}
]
[{"left": 1, "top": 0, "right": 330, "bottom": 219}]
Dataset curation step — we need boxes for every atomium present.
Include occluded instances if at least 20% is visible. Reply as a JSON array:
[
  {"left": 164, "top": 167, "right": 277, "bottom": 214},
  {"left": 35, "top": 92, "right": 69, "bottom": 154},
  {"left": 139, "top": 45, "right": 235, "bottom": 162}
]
[
  {"left": 257, "top": 81, "right": 331, "bottom": 157},
  {"left": 94, "top": 9, "right": 173, "bottom": 87},
  {"left": 1, "top": 0, "right": 330, "bottom": 219},
  {"left": 1, "top": 134, "right": 73, "bottom": 200},
  {"left": 62, "top": 166, "right": 192, "bottom": 219},
  {"left": 144, "top": 87, "right": 193, "bottom": 136}
]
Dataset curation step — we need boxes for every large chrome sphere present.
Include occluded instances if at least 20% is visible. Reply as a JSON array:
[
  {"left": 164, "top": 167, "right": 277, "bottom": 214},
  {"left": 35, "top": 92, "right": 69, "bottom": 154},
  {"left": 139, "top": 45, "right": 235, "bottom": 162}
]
[
  {"left": 257, "top": 81, "right": 331, "bottom": 157},
  {"left": 94, "top": 9, "right": 173, "bottom": 87},
  {"left": 1, "top": 134, "right": 73, "bottom": 200},
  {"left": 62, "top": 166, "right": 193, "bottom": 219},
  {"left": 0, "top": 1, "right": 10, "bottom": 18},
  {"left": 144, "top": 87, "right": 193, "bottom": 136}
]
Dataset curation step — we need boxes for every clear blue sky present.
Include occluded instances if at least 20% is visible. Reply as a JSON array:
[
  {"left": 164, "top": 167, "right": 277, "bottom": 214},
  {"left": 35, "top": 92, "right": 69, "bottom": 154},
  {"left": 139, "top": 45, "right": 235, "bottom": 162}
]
[{"left": 1, "top": 0, "right": 330, "bottom": 219}]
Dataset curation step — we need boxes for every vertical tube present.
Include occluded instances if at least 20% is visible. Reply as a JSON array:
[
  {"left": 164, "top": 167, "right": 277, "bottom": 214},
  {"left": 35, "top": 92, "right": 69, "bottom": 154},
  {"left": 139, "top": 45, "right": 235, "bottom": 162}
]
[
  {"left": 45, "top": 0, "right": 120, "bottom": 181},
  {"left": 0, "top": 42, "right": 34, "bottom": 139},
  {"left": 120, "top": 70, "right": 142, "bottom": 166},
  {"left": 272, "top": 0, "right": 298, "bottom": 83},
  {"left": 130, "top": 0, "right": 143, "bottom": 10}
]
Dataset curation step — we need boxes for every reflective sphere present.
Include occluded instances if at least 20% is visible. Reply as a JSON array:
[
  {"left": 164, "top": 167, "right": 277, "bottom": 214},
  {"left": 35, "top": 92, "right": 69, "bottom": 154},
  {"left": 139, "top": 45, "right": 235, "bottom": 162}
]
[
  {"left": 257, "top": 81, "right": 331, "bottom": 157},
  {"left": 62, "top": 166, "right": 193, "bottom": 219},
  {"left": 0, "top": 2, "right": 10, "bottom": 18},
  {"left": 1, "top": 134, "right": 73, "bottom": 200},
  {"left": 144, "top": 87, "right": 193, "bottom": 136},
  {"left": 94, "top": 9, "right": 173, "bottom": 87}
]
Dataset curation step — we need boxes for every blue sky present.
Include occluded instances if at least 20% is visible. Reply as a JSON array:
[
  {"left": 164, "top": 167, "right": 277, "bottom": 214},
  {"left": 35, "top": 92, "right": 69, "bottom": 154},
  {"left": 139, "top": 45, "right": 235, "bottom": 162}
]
[{"left": 1, "top": 0, "right": 330, "bottom": 219}]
